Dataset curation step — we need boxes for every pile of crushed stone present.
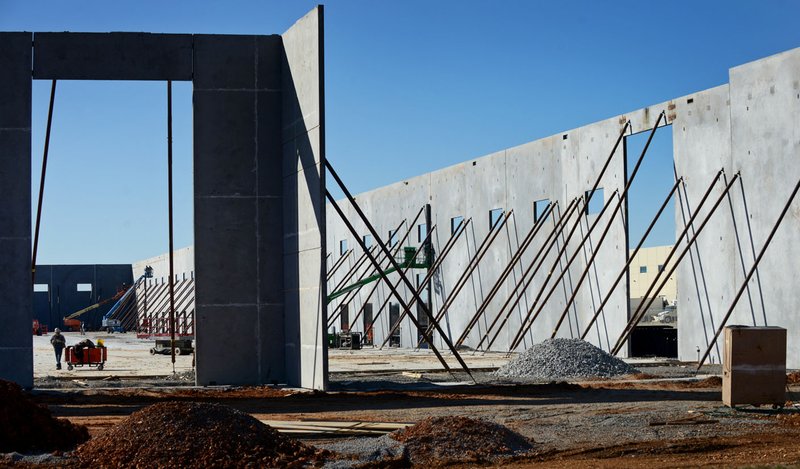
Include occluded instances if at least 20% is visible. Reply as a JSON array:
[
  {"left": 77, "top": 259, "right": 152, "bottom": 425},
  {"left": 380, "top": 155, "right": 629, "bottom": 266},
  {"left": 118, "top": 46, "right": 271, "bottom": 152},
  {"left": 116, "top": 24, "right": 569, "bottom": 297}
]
[
  {"left": 74, "top": 401, "right": 327, "bottom": 468},
  {"left": 494, "top": 338, "right": 639, "bottom": 381},
  {"left": 390, "top": 416, "right": 532, "bottom": 465},
  {"left": 0, "top": 379, "right": 89, "bottom": 453}
]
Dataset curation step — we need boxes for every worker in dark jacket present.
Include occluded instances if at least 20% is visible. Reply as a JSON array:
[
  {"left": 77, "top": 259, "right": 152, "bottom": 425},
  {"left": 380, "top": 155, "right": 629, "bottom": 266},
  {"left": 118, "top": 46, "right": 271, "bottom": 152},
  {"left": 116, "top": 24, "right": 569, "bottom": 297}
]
[{"left": 50, "top": 328, "right": 66, "bottom": 370}]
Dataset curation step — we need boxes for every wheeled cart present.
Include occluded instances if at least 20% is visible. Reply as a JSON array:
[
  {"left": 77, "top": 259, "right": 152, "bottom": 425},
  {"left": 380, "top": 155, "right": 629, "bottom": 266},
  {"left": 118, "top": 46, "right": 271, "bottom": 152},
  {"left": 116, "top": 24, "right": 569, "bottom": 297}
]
[{"left": 65, "top": 345, "right": 107, "bottom": 371}]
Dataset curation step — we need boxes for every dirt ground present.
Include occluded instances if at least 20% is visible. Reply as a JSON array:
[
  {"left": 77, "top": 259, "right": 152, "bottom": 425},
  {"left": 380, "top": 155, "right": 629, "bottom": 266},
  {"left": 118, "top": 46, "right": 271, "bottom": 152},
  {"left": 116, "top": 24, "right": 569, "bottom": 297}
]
[{"left": 26, "top": 333, "right": 800, "bottom": 467}]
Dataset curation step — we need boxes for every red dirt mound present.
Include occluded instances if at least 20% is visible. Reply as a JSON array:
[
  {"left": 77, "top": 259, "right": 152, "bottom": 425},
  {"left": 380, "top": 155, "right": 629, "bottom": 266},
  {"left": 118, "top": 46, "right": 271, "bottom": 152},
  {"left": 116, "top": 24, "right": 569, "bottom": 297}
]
[
  {"left": 74, "top": 401, "right": 326, "bottom": 468},
  {"left": 390, "top": 416, "right": 532, "bottom": 465},
  {"left": 0, "top": 379, "right": 89, "bottom": 453}
]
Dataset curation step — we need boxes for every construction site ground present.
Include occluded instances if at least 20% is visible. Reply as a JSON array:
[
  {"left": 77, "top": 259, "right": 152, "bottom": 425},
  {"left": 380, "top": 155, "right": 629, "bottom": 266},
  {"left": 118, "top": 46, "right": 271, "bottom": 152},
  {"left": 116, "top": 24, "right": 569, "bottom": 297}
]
[{"left": 27, "top": 332, "right": 800, "bottom": 467}]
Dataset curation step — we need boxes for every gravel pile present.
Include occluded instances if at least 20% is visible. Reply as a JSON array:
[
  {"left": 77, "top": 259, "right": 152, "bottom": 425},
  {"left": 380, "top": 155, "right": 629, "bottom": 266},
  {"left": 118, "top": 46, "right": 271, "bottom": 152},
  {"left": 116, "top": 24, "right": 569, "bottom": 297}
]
[
  {"left": 0, "top": 379, "right": 89, "bottom": 453},
  {"left": 74, "top": 401, "right": 327, "bottom": 467},
  {"left": 390, "top": 416, "right": 532, "bottom": 465},
  {"left": 494, "top": 338, "right": 638, "bottom": 381}
]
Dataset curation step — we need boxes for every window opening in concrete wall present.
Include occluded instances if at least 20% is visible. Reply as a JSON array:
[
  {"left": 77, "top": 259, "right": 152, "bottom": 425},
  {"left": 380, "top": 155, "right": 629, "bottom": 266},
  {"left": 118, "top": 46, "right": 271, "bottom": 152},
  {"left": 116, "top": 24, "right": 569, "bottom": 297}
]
[
  {"left": 363, "top": 234, "right": 373, "bottom": 248},
  {"left": 451, "top": 216, "right": 464, "bottom": 235},
  {"left": 76, "top": 283, "right": 92, "bottom": 292},
  {"left": 388, "top": 229, "right": 399, "bottom": 247},
  {"left": 489, "top": 208, "right": 504, "bottom": 230},
  {"left": 534, "top": 198, "right": 550, "bottom": 223},
  {"left": 339, "top": 304, "right": 349, "bottom": 331},
  {"left": 34, "top": 284, "right": 49, "bottom": 293},
  {"left": 339, "top": 239, "right": 348, "bottom": 255},
  {"left": 585, "top": 188, "right": 604, "bottom": 215},
  {"left": 624, "top": 125, "right": 677, "bottom": 357},
  {"left": 417, "top": 223, "right": 427, "bottom": 243}
]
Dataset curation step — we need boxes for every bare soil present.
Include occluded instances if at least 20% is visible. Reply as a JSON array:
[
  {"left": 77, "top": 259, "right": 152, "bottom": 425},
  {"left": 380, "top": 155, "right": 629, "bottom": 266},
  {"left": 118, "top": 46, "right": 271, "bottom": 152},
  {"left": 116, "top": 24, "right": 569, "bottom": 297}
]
[{"left": 8, "top": 373, "right": 798, "bottom": 467}]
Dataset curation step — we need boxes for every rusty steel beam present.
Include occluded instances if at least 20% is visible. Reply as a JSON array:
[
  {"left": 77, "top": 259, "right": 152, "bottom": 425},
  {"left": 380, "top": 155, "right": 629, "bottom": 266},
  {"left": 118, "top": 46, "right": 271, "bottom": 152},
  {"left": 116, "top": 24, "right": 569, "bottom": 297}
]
[
  {"left": 327, "top": 215, "right": 421, "bottom": 328},
  {"left": 580, "top": 176, "right": 683, "bottom": 340},
  {"left": 509, "top": 113, "right": 665, "bottom": 351},
  {"left": 32, "top": 80, "right": 57, "bottom": 284},
  {"left": 414, "top": 209, "right": 514, "bottom": 349},
  {"left": 455, "top": 202, "right": 555, "bottom": 348},
  {"left": 326, "top": 249, "right": 352, "bottom": 281},
  {"left": 325, "top": 160, "right": 473, "bottom": 379},
  {"left": 376, "top": 217, "right": 471, "bottom": 349},
  {"left": 507, "top": 190, "right": 619, "bottom": 351},
  {"left": 611, "top": 171, "right": 740, "bottom": 356},
  {"left": 548, "top": 113, "right": 667, "bottom": 338},
  {"left": 479, "top": 197, "right": 582, "bottom": 351},
  {"left": 697, "top": 175, "right": 800, "bottom": 369}
]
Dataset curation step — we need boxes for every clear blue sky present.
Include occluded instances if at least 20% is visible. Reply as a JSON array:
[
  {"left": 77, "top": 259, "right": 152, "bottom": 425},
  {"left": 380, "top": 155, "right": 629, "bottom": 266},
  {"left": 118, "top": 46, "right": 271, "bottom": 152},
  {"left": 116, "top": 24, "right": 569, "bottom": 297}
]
[{"left": 2, "top": 1, "right": 798, "bottom": 264}]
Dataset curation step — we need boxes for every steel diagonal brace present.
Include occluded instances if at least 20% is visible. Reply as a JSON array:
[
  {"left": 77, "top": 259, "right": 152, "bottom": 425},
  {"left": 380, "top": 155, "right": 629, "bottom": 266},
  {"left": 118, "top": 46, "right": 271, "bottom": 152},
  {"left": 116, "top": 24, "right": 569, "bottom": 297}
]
[
  {"left": 697, "top": 175, "right": 800, "bottom": 370},
  {"left": 580, "top": 176, "right": 683, "bottom": 340},
  {"left": 611, "top": 171, "right": 740, "bottom": 356},
  {"left": 508, "top": 190, "right": 620, "bottom": 352},
  {"left": 479, "top": 196, "right": 582, "bottom": 352},
  {"left": 455, "top": 202, "right": 555, "bottom": 348},
  {"left": 326, "top": 249, "right": 352, "bottom": 281},
  {"left": 608, "top": 169, "right": 725, "bottom": 353},
  {"left": 415, "top": 209, "right": 514, "bottom": 349},
  {"left": 549, "top": 112, "right": 667, "bottom": 339},
  {"left": 377, "top": 217, "right": 471, "bottom": 349},
  {"left": 509, "top": 113, "right": 664, "bottom": 351},
  {"left": 325, "top": 161, "right": 474, "bottom": 380}
]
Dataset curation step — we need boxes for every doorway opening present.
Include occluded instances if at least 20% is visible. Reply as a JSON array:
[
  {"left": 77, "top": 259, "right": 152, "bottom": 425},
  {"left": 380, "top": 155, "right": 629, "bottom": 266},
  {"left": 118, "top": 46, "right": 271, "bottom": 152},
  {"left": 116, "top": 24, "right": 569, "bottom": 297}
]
[{"left": 624, "top": 124, "right": 678, "bottom": 358}]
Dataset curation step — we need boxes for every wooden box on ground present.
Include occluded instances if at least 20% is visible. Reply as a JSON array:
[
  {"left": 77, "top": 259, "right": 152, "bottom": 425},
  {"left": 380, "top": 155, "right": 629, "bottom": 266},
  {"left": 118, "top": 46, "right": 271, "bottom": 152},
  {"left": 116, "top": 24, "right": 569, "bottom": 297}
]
[{"left": 722, "top": 326, "right": 786, "bottom": 407}]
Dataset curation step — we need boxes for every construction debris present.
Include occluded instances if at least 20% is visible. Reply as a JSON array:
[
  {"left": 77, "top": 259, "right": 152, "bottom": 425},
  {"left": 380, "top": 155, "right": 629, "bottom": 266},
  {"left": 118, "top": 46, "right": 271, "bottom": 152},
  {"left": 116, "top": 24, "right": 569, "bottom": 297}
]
[
  {"left": 494, "top": 338, "right": 638, "bottom": 381},
  {"left": 74, "top": 402, "right": 328, "bottom": 467},
  {"left": 0, "top": 379, "right": 89, "bottom": 453}
]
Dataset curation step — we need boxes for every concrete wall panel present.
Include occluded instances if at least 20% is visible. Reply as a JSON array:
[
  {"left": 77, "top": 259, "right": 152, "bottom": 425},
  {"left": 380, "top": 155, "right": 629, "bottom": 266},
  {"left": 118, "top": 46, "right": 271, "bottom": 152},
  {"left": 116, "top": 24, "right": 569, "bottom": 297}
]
[
  {"left": 33, "top": 32, "right": 193, "bottom": 81},
  {"left": 281, "top": 6, "right": 327, "bottom": 390},
  {"left": 729, "top": 48, "right": 800, "bottom": 366},
  {"left": 0, "top": 32, "right": 32, "bottom": 387}
]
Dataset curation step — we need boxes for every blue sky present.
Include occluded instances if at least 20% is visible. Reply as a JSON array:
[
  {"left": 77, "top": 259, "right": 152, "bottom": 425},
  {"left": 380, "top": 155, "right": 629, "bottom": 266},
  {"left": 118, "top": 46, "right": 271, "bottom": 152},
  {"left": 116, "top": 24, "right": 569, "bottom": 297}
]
[{"left": 2, "top": 0, "right": 799, "bottom": 264}]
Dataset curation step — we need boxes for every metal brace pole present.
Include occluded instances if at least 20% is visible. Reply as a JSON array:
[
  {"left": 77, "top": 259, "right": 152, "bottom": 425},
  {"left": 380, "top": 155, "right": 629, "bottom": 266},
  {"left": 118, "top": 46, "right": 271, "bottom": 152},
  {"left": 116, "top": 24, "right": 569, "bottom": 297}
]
[
  {"left": 549, "top": 113, "right": 666, "bottom": 338},
  {"left": 479, "top": 197, "right": 582, "bottom": 351},
  {"left": 455, "top": 202, "right": 555, "bottom": 347},
  {"left": 510, "top": 113, "right": 664, "bottom": 351},
  {"left": 32, "top": 80, "right": 57, "bottom": 285},
  {"left": 611, "top": 172, "right": 741, "bottom": 356},
  {"left": 608, "top": 170, "right": 725, "bottom": 350},
  {"left": 580, "top": 176, "right": 683, "bottom": 340},
  {"left": 378, "top": 218, "right": 471, "bottom": 349},
  {"left": 415, "top": 209, "right": 514, "bottom": 349},
  {"left": 697, "top": 175, "right": 800, "bottom": 369},
  {"left": 325, "top": 161, "right": 473, "bottom": 379},
  {"left": 326, "top": 249, "right": 352, "bottom": 281}
]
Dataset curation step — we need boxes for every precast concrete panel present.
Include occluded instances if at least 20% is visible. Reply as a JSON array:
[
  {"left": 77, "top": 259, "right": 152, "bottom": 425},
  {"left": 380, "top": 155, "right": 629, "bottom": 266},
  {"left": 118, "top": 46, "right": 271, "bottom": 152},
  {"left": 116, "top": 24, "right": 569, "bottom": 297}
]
[
  {"left": 0, "top": 32, "right": 32, "bottom": 387},
  {"left": 282, "top": 6, "right": 327, "bottom": 390},
  {"left": 729, "top": 48, "right": 800, "bottom": 367},
  {"left": 33, "top": 33, "right": 193, "bottom": 81},
  {"left": 671, "top": 86, "right": 735, "bottom": 365}
]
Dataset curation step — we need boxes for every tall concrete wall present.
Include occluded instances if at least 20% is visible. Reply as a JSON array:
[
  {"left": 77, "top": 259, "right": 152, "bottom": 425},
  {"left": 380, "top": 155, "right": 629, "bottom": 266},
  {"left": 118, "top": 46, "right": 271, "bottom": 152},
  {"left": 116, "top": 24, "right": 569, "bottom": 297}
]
[
  {"left": 281, "top": 6, "right": 328, "bottom": 390},
  {"left": 0, "top": 33, "right": 33, "bottom": 387},
  {"left": 0, "top": 8, "right": 326, "bottom": 389},
  {"left": 327, "top": 47, "right": 800, "bottom": 367}
]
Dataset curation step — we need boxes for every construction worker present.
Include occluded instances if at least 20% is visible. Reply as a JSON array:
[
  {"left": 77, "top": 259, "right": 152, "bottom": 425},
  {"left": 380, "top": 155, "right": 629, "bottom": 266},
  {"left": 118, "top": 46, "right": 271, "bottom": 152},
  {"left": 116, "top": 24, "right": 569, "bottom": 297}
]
[{"left": 50, "top": 328, "right": 66, "bottom": 370}]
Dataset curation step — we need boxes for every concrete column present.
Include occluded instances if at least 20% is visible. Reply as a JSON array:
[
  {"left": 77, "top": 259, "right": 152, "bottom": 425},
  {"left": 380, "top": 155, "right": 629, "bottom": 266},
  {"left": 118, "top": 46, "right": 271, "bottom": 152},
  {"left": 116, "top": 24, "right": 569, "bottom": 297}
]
[
  {"left": 193, "top": 34, "right": 287, "bottom": 385},
  {"left": 281, "top": 6, "right": 328, "bottom": 390},
  {"left": 0, "top": 33, "right": 33, "bottom": 387}
]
